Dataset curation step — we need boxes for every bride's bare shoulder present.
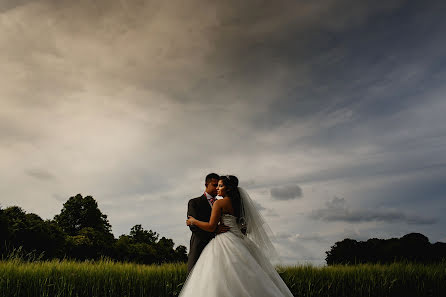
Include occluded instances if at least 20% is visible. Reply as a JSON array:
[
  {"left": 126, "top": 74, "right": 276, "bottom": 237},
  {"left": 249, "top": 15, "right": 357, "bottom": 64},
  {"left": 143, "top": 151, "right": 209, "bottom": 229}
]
[
  {"left": 220, "top": 197, "right": 232, "bottom": 204},
  {"left": 213, "top": 197, "right": 232, "bottom": 210},
  {"left": 214, "top": 197, "right": 230, "bottom": 206}
]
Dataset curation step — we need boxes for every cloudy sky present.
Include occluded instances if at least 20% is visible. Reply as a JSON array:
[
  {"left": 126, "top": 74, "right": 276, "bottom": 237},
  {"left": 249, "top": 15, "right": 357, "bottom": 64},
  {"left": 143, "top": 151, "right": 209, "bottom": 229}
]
[{"left": 1, "top": 0, "right": 445, "bottom": 265}]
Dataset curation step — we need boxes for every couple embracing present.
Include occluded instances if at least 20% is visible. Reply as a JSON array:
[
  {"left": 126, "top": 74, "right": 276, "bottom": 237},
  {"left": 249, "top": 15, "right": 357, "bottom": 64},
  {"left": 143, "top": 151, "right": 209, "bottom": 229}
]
[{"left": 179, "top": 173, "right": 294, "bottom": 297}]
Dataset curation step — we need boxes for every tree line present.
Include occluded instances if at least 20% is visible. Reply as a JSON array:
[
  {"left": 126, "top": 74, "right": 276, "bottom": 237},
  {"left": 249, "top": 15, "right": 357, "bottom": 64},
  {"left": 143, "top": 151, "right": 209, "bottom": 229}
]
[
  {"left": 0, "top": 194, "right": 187, "bottom": 264},
  {"left": 325, "top": 232, "right": 446, "bottom": 265},
  {"left": 4, "top": 194, "right": 444, "bottom": 266}
]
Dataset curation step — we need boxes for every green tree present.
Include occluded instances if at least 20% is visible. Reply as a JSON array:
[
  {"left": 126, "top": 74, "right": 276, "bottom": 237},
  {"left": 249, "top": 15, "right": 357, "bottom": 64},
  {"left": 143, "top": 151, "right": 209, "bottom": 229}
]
[
  {"left": 66, "top": 227, "right": 114, "bottom": 260},
  {"left": 1, "top": 206, "right": 66, "bottom": 260},
  {"left": 53, "top": 194, "right": 112, "bottom": 237},
  {"left": 325, "top": 232, "right": 446, "bottom": 265},
  {"left": 0, "top": 206, "right": 11, "bottom": 256},
  {"left": 53, "top": 194, "right": 115, "bottom": 260},
  {"left": 112, "top": 235, "right": 132, "bottom": 262},
  {"left": 174, "top": 245, "right": 188, "bottom": 263},
  {"left": 111, "top": 225, "right": 187, "bottom": 265},
  {"left": 1, "top": 199, "right": 188, "bottom": 265},
  {"left": 129, "top": 224, "right": 159, "bottom": 245},
  {"left": 157, "top": 237, "right": 175, "bottom": 263}
]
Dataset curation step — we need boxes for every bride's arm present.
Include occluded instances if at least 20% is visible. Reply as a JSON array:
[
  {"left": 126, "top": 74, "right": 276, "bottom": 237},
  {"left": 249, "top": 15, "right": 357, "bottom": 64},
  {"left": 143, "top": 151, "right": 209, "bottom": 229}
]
[{"left": 186, "top": 200, "right": 223, "bottom": 232}]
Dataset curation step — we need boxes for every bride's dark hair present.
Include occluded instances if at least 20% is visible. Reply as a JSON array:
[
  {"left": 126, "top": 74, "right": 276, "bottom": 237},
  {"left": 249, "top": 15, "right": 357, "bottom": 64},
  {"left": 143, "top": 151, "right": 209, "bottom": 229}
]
[{"left": 219, "top": 175, "right": 241, "bottom": 220}]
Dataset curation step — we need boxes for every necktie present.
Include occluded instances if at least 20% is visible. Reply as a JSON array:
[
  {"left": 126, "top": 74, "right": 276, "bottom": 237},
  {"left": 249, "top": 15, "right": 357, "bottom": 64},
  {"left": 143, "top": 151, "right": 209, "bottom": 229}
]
[{"left": 209, "top": 197, "right": 216, "bottom": 205}]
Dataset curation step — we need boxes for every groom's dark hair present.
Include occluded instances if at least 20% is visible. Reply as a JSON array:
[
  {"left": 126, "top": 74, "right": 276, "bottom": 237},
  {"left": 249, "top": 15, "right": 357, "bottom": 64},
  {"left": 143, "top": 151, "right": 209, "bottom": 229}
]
[{"left": 205, "top": 173, "right": 220, "bottom": 185}]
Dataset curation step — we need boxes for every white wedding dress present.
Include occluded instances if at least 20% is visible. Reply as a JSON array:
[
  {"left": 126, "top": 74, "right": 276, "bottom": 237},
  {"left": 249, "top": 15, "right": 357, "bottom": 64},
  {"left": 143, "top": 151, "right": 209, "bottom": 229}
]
[{"left": 179, "top": 213, "right": 294, "bottom": 297}]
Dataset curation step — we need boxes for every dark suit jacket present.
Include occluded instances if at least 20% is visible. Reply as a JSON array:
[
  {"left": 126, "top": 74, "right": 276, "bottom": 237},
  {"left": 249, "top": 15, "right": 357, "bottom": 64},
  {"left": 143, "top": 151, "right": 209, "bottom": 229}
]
[{"left": 187, "top": 194, "right": 215, "bottom": 273}]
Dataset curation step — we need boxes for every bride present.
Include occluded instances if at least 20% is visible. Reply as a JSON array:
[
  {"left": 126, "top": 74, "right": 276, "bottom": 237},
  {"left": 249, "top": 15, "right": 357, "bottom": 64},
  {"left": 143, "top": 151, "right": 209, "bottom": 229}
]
[{"left": 181, "top": 175, "right": 294, "bottom": 297}]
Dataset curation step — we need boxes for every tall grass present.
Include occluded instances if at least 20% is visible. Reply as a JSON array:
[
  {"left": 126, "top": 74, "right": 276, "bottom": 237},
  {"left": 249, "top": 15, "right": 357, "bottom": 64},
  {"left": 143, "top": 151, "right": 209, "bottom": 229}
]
[
  {"left": 278, "top": 261, "right": 446, "bottom": 297},
  {"left": 0, "top": 250, "right": 186, "bottom": 297},
  {"left": 1, "top": 249, "right": 445, "bottom": 297}
]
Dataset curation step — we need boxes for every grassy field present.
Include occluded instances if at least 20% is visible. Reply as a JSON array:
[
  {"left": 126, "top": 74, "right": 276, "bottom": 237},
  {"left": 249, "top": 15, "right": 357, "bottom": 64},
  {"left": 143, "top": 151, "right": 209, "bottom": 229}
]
[
  {"left": 279, "top": 261, "right": 446, "bottom": 297},
  {"left": 1, "top": 255, "right": 445, "bottom": 297}
]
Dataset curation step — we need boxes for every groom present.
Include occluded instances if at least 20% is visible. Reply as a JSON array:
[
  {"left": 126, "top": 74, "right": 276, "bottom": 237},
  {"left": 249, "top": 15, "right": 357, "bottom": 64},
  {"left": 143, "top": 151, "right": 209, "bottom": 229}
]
[{"left": 187, "top": 173, "right": 229, "bottom": 273}]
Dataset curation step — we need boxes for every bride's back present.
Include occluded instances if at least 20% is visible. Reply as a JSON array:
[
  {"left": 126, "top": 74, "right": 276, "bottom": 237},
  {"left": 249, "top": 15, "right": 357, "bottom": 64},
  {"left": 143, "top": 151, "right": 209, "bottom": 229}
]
[{"left": 217, "top": 197, "right": 236, "bottom": 216}]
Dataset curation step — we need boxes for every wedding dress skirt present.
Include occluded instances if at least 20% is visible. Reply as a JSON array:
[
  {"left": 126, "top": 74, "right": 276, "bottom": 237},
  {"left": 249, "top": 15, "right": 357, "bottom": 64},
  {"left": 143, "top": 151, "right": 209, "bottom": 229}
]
[{"left": 179, "top": 214, "right": 294, "bottom": 297}]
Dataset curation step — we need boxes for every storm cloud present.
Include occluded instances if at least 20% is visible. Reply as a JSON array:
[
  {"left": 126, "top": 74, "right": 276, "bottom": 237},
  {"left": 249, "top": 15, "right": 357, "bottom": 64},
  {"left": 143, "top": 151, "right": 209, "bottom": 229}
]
[
  {"left": 270, "top": 184, "right": 303, "bottom": 200},
  {"left": 310, "top": 197, "right": 438, "bottom": 225},
  {"left": 1, "top": 0, "right": 445, "bottom": 265}
]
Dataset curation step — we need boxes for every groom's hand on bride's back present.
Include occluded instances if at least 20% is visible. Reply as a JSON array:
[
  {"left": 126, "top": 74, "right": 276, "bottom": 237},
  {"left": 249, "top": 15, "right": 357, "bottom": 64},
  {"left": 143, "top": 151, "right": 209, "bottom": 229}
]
[{"left": 216, "top": 223, "right": 230, "bottom": 234}]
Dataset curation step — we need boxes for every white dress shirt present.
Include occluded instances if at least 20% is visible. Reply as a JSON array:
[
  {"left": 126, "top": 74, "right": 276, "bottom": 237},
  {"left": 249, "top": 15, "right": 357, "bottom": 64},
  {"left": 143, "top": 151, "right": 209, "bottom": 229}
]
[{"left": 204, "top": 191, "right": 215, "bottom": 207}]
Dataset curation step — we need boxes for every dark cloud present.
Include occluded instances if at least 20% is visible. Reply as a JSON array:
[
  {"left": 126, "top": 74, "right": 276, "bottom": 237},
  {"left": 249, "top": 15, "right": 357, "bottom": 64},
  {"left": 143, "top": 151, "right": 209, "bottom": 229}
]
[
  {"left": 0, "top": 0, "right": 36, "bottom": 12},
  {"left": 311, "top": 197, "right": 438, "bottom": 225},
  {"left": 25, "top": 168, "right": 55, "bottom": 181},
  {"left": 270, "top": 184, "right": 303, "bottom": 200},
  {"left": 252, "top": 200, "right": 279, "bottom": 217},
  {"left": 1, "top": 0, "right": 446, "bottom": 265}
]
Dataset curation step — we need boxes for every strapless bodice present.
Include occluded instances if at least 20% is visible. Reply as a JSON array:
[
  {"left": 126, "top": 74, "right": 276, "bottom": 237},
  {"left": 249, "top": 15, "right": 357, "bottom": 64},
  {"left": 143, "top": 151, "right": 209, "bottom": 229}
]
[{"left": 221, "top": 214, "right": 245, "bottom": 237}]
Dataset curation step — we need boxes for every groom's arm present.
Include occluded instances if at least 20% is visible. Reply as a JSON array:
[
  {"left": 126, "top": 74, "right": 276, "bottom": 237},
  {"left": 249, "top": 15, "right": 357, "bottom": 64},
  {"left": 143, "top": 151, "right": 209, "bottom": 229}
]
[{"left": 187, "top": 199, "right": 200, "bottom": 233}]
